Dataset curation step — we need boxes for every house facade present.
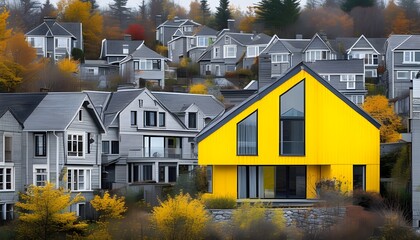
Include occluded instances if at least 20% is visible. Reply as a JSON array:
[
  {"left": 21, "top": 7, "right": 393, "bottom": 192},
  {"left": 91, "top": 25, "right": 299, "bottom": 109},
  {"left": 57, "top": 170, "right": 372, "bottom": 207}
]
[
  {"left": 85, "top": 89, "right": 224, "bottom": 189},
  {"left": 120, "top": 43, "right": 167, "bottom": 89},
  {"left": 0, "top": 93, "right": 105, "bottom": 221},
  {"left": 25, "top": 17, "right": 83, "bottom": 61},
  {"left": 197, "top": 63, "right": 380, "bottom": 199},
  {"left": 384, "top": 35, "right": 420, "bottom": 114},
  {"left": 156, "top": 18, "right": 201, "bottom": 46}
]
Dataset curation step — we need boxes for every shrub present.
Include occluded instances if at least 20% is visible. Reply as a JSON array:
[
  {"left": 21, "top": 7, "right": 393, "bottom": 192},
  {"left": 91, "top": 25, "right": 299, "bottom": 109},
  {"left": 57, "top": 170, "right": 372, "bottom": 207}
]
[
  {"left": 90, "top": 191, "right": 127, "bottom": 222},
  {"left": 232, "top": 201, "right": 266, "bottom": 230},
  {"left": 201, "top": 195, "right": 237, "bottom": 209},
  {"left": 352, "top": 190, "right": 384, "bottom": 211},
  {"left": 151, "top": 193, "right": 210, "bottom": 240},
  {"left": 372, "top": 210, "right": 418, "bottom": 240}
]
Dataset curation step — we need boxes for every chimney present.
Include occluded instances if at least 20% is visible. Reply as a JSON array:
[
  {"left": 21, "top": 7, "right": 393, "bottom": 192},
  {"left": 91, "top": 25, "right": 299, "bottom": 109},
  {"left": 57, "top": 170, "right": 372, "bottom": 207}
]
[
  {"left": 227, "top": 19, "right": 235, "bottom": 32},
  {"left": 155, "top": 15, "right": 162, "bottom": 26},
  {"left": 43, "top": 16, "right": 56, "bottom": 23},
  {"left": 296, "top": 34, "right": 303, "bottom": 39},
  {"left": 174, "top": 16, "right": 179, "bottom": 21},
  {"left": 124, "top": 34, "right": 132, "bottom": 41}
]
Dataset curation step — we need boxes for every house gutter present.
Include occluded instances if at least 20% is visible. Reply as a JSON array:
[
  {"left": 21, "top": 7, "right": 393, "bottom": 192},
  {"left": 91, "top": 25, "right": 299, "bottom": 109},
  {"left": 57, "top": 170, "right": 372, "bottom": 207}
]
[
  {"left": 53, "top": 131, "right": 59, "bottom": 187},
  {"left": 25, "top": 132, "right": 29, "bottom": 186}
]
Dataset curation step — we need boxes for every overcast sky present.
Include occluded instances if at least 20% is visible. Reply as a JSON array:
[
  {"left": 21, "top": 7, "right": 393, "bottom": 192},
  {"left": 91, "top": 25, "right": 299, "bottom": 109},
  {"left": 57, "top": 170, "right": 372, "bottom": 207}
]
[{"left": 88, "top": 0, "right": 307, "bottom": 13}]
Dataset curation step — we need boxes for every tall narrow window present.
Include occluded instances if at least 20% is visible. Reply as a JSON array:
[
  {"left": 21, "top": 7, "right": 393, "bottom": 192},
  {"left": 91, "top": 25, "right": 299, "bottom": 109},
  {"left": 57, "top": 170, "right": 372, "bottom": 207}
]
[
  {"left": 145, "top": 111, "right": 157, "bottom": 127},
  {"left": 159, "top": 112, "right": 165, "bottom": 127},
  {"left": 131, "top": 111, "right": 137, "bottom": 126},
  {"left": 237, "top": 111, "right": 257, "bottom": 155},
  {"left": 280, "top": 81, "right": 305, "bottom": 155},
  {"left": 102, "top": 141, "right": 109, "bottom": 154},
  {"left": 67, "top": 133, "right": 84, "bottom": 157},
  {"left": 35, "top": 133, "right": 46, "bottom": 157},
  {"left": 78, "top": 110, "right": 82, "bottom": 121},
  {"left": 188, "top": 112, "right": 197, "bottom": 128},
  {"left": 207, "top": 166, "right": 213, "bottom": 193},
  {"left": 111, "top": 141, "right": 119, "bottom": 154},
  {"left": 353, "top": 165, "right": 366, "bottom": 190},
  {"left": 4, "top": 136, "right": 12, "bottom": 162}
]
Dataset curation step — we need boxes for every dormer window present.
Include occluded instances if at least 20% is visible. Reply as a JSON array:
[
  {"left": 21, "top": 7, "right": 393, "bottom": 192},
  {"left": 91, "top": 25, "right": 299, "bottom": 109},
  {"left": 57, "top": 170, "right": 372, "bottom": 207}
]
[
  {"left": 123, "top": 44, "right": 129, "bottom": 54},
  {"left": 183, "top": 26, "right": 192, "bottom": 32},
  {"left": 188, "top": 112, "right": 197, "bottom": 129}
]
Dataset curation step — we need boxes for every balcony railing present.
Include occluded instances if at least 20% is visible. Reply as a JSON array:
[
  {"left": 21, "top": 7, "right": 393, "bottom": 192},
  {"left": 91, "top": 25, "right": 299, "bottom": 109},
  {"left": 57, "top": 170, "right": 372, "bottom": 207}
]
[{"left": 128, "top": 147, "right": 197, "bottom": 159}]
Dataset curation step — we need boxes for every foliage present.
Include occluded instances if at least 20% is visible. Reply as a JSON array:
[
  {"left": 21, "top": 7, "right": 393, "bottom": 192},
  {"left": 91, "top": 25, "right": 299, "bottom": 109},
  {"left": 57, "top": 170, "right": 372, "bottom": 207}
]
[
  {"left": 151, "top": 193, "right": 210, "bottom": 240},
  {"left": 239, "top": 7, "right": 256, "bottom": 33},
  {"left": 125, "top": 24, "right": 145, "bottom": 40},
  {"left": 109, "top": 0, "right": 131, "bottom": 28},
  {"left": 90, "top": 191, "right": 127, "bottom": 222},
  {"left": 232, "top": 201, "right": 266, "bottom": 230},
  {"left": 352, "top": 190, "right": 384, "bottom": 210},
  {"left": 255, "top": 0, "right": 300, "bottom": 35},
  {"left": 58, "top": 0, "right": 103, "bottom": 59},
  {"left": 188, "top": 0, "right": 202, "bottom": 23},
  {"left": 201, "top": 195, "right": 237, "bottom": 209},
  {"left": 15, "top": 182, "right": 87, "bottom": 239},
  {"left": 215, "top": 0, "right": 232, "bottom": 30},
  {"left": 173, "top": 166, "right": 209, "bottom": 197},
  {"left": 341, "top": 0, "right": 375, "bottom": 12},
  {"left": 363, "top": 95, "right": 402, "bottom": 143},
  {"left": 200, "top": 0, "right": 211, "bottom": 24},
  {"left": 370, "top": 210, "right": 418, "bottom": 240},
  {"left": 155, "top": 44, "right": 167, "bottom": 56},
  {"left": 189, "top": 83, "right": 208, "bottom": 94},
  {"left": 71, "top": 48, "right": 85, "bottom": 63},
  {"left": 57, "top": 58, "right": 79, "bottom": 74}
]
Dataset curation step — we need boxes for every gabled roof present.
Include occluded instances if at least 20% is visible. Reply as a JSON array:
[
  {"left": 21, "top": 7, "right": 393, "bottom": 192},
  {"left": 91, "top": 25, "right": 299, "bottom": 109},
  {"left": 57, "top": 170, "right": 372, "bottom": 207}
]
[
  {"left": 152, "top": 92, "right": 225, "bottom": 119},
  {"left": 84, "top": 91, "right": 112, "bottom": 116},
  {"left": 196, "top": 62, "right": 380, "bottom": 142},
  {"left": 261, "top": 35, "right": 292, "bottom": 54},
  {"left": 0, "top": 93, "right": 47, "bottom": 125},
  {"left": 157, "top": 19, "right": 200, "bottom": 28},
  {"left": 26, "top": 20, "right": 77, "bottom": 38},
  {"left": 197, "top": 48, "right": 211, "bottom": 62},
  {"left": 100, "top": 39, "right": 143, "bottom": 58},
  {"left": 130, "top": 43, "right": 165, "bottom": 59},
  {"left": 283, "top": 39, "right": 311, "bottom": 52},
  {"left": 393, "top": 35, "right": 420, "bottom": 50},
  {"left": 387, "top": 35, "right": 411, "bottom": 51},
  {"left": 23, "top": 93, "right": 105, "bottom": 132},
  {"left": 302, "top": 33, "right": 335, "bottom": 53},
  {"left": 305, "top": 59, "right": 364, "bottom": 74},
  {"left": 102, "top": 89, "right": 144, "bottom": 127}
]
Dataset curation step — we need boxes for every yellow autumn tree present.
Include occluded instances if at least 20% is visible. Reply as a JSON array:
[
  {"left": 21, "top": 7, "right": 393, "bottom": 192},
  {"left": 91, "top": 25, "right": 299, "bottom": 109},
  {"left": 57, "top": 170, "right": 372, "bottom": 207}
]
[
  {"left": 151, "top": 193, "right": 209, "bottom": 240},
  {"left": 57, "top": 0, "right": 103, "bottom": 59},
  {"left": 57, "top": 58, "right": 79, "bottom": 74},
  {"left": 363, "top": 95, "right": 402, "bottom": 143},
  {"left": 189, "top": 83, "right": 208, "bottom": 94},
  {"left": 188, "top": 0, "right": 202, "bottom": 23},
  {"left": 15, "top": 182, "right": 87, "bottom": 239},
  {"left": 239, "top": 7, "right": 256, "bottom": 33},
  {"left": 90, "top": 191, "right": 127, "bottom": 222}
]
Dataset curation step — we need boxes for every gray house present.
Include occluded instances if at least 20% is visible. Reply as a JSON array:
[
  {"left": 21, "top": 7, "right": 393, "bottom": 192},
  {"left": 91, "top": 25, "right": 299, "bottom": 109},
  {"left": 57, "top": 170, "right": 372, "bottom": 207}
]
[
  {"left": 85, "top": 89, "right": 225, "bottom": 190},
  {"left": 99, "top": 35, "right": 143, "bottom": 65},
  {"left": 306, "top": 59, "right": 366, "bottom": 105},
  {"left": 0, "top": 92, "right": 105, "bottom": 221},
  {"left": 156, "top": 17, "right": 201, "bottom": 46},
  {"left": 199, "top": 32, "right": 271, "bottom": 77},
  {"left": 25, "top": 17, "right": 83, "bottom": 61},
  {"left": 384, "top": 35, "right": 420, "bottom": 114},
  {"left": 120, "top": 43, "right": 167, "bottom": 89},
  {"left": 168, "top": 25, "right": 217, "bottom": 64}
]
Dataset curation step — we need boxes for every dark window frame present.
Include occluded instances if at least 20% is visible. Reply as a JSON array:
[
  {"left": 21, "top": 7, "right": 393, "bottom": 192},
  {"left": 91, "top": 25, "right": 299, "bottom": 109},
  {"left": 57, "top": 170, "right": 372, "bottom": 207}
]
[
  {"left": 159, "top": 112, "right": 166, "bottom": 127},
  {"left": 236, "top": 110, "right": 258, "bottom": 156},
  {"left": 144, "top": 111, "right": 157, "bottom": 127},
  {"left": 188, "top": 112, "right": 197, "bottom": 129},
  {"left": 34, "top": 133, "right": 47, "bottom": 157},
  {"left": 131, "top": 111, "right": 137, "bottom": 126}
]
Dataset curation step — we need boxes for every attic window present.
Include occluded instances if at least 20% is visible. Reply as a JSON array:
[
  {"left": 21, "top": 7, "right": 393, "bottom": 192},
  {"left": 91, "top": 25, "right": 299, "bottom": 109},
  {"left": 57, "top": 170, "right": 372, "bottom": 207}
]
[
  {"left": 78, "top": 110, "right": 83, "bottom": 121},
  {"left": 123, "top": 44, "right": 129, "bottom": 54},
  {"left": 183, "top": 26, "right": 192, "bottom": 32},
  {"left": 225, "top": 36, "right": 230, "bottom": 44}
]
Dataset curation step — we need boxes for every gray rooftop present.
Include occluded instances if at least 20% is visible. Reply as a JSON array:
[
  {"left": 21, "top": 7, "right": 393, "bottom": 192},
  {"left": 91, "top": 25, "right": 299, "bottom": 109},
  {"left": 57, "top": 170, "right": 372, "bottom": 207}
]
[
  {"left": 0, "top": 93, "right": 47, "bottom": 124},
  {"left": 306, "top": 59, "right": 364, "bottom": 74},
  {"left": 100, "top": 39, "right": 143, "bottom": 58},
  {"left": 152, "top": 92, "right": 225, "bottom": 118},
  {"left": 130, "top": 43, "right": 165, "bottom": 59},
  {"left": 194, "top": 26, "right": 217, "bottom": 36},
  {"left": 103, "top": 89, "right": 144, "bottom": 127}
]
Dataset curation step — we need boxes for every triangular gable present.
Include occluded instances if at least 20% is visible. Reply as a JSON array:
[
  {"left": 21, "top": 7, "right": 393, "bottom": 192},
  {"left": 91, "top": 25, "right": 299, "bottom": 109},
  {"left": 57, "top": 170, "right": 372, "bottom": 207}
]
[
  {"left": 347, "top": 35, "right": 379, "bottom": 54},
  {"left": 0, "top": 109, "right": 23, "bottom": 128},
  {"left": 25, "top": 22, "right": 49, "bottom": 36},
  {"left": 394, "top": 35, "right": 420, "bottom": 50},
  {"left": 302, "top": 33, "right": 334, "bottom": 52},
  {"left": 261, "top": 35, "right": 292, "bottom": 55},
  {"left": 197, "top": 62, "right": 380, "bottom": 142},
  {"left": 173, "top": 28, "right": 184, "bottom": 37}
]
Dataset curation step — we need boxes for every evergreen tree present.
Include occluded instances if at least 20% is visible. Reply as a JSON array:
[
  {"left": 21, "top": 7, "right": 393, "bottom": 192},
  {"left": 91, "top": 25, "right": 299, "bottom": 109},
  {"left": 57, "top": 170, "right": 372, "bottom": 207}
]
[
  {"left": 82, "top": 0, "right": 99, "bottom": 10},
  {"left": 40, "top": 0, "right": 55, "bottom": 19},
  {"left": 341, "top": 0, "right": 375, "bottom": 12},
  {"left": 255, "top": 0, "right": 300, "bottom": 34},
  {"left": 215, "top": 0, "right": 231, "bottom": 30},
  {"left": 109, "top": 0, "right": 131, "bottom": 29},
  {"left": 200, "top": 0, "right": 210, "bottom": 24},
  {"left": 398, "top": 0, "right": 419, "bottom": 18}
]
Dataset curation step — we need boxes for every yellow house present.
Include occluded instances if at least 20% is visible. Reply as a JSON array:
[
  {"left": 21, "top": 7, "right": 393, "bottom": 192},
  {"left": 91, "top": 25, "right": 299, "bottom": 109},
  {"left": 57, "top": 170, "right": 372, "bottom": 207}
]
[{"left": 197, "top": 63, "right": 380, "bottom": 199}]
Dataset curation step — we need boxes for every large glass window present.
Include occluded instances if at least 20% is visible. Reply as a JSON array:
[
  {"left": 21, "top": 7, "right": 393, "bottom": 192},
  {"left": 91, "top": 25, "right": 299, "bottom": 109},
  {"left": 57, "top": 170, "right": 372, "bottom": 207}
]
[
  {"left": 145, "top": 111, "right": 157, "bottom": 127},
  {"left": 272, "top": 54, "right": 289, "bottom": 63},
  {"left": 139, "top": 60, "right": 161, "bottom": 70},
  {"left": 403, "top": 51, "right": 420, "bottom": 63},
  {"left": 280, "top": 81, "right": 305, "bottom": 155},
  {"left": 237, "top": 111, "right": 257, "bottom": 155},
  {"left": 238, "top": 166, "right": 306, "bottom": 199},
  {"left": 67, "top": 168, "right": 91, "bottom": 191},
  {"left": 353, "top": 165, "right": 366, "bottom": 190},
  {"left": 224, "top": 45, "right": 237, "bottom": 58},
  {"left": 67, "top": 133, "right": 84, "bottom": 157}
]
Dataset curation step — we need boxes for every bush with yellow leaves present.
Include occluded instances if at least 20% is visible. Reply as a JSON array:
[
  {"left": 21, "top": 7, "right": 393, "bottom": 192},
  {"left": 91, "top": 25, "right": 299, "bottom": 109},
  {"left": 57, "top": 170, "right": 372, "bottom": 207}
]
[
  {"left": 90, "top": 191, "right": 127, "bottom": 222},
  {"left": 151, "top": 192, "right": 210, "bottom": 240}
]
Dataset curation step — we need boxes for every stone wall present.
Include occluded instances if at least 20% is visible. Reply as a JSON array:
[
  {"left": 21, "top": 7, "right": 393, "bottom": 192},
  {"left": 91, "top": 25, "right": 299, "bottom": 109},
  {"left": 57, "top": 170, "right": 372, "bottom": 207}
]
[{"left": 209, "top": 207, "right": 345, "bottom": 230}]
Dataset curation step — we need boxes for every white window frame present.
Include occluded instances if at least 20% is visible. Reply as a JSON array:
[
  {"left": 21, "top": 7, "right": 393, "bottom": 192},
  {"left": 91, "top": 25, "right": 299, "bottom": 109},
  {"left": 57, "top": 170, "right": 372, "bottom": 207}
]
[
  {"left": 403, "top": 51, "right": 420, "bottom": 63},
  {"left": 0, "top": 167, "right": 14, "bottom": 191},
  {"left": 67, "top": 168, "right": 92, "bottom": 191},
  {"left": 365, "top": 54, "right": 378, "bottom": 65},
  {"left": 341, "top": 74, "right": 356, "bottom": 89},
  {"left": 225, "top": 36, "right": 230, "bottom": 44},
  {"left": 28, "top": 37, "right": 44, "bottom": 48},
  {"left": 247, "top": 46, "right": 259, "bottom": 58},
  {"left": 365, "top": 69, "right": 377, "bottom": 78},
  {"left": 123, "top": 44, "right": 129, "bottom": 54},
  {"left": 213, "top": 47, "right": 220, "bottom": 59},
  {"left": 139, "top": 60, "right": 153, "bottom": 70},
  {"left": 224, "top": 45, "right": 237, "bottom": 58},
  {"left": 76, "top": 202, "right": 85, "bottom": 217},
  {"left": 67, "top": 132, "right": 85, "bottom": 158},
  {"left": 305, "top": 50, "right": 329, "bottom": 62},
  {"left": 320, "top": 75, "right": 330, "bottom": 81},
  {"left": 197, "top": 36, "right": 208, "bottom": 47},
  {"left": 397, "top": 71, "right": 409, "bottom": 79},
  {"left": 272, "top": 53, "right": 289, "bottom": 63},
  {"left": 33, "top": 164, "right": 48, "bottom": 186}
]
